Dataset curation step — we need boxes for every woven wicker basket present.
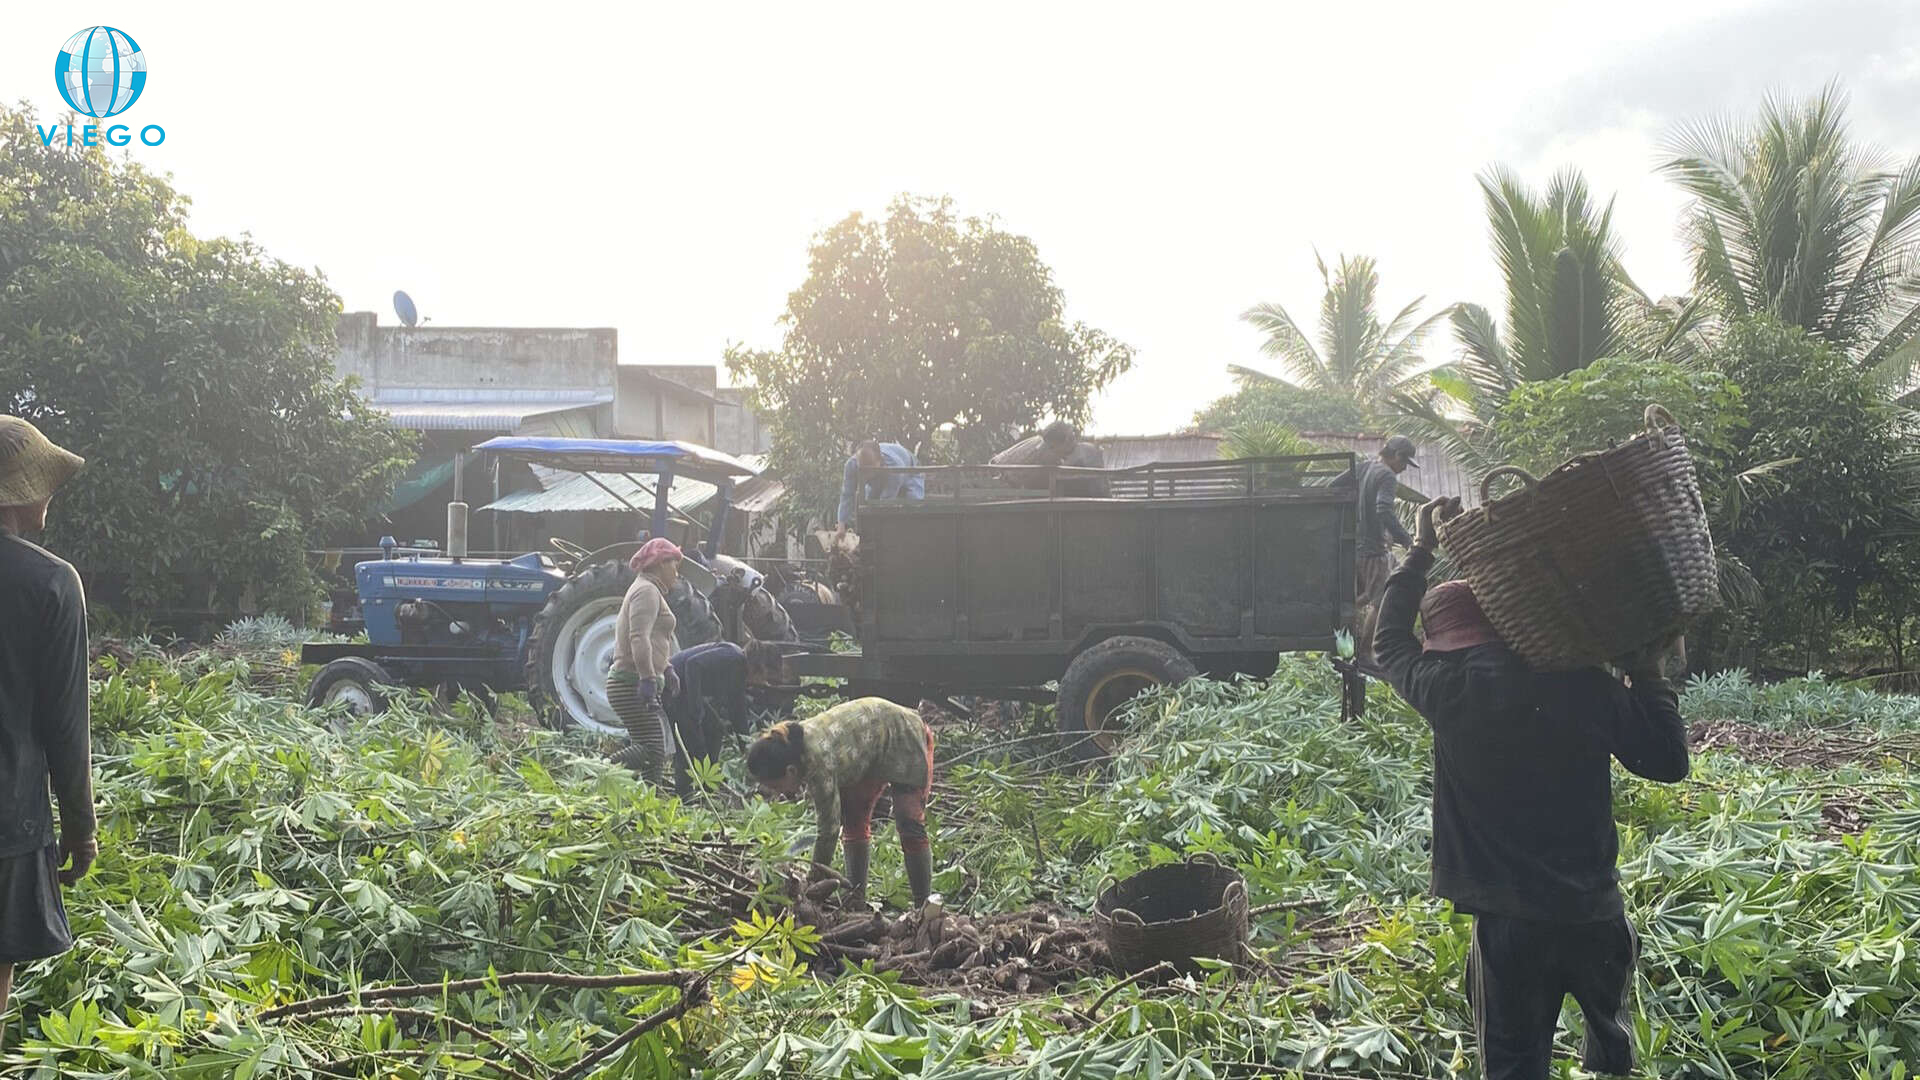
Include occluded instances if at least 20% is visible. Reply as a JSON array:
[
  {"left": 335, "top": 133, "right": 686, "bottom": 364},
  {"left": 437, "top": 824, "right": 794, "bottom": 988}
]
[
  {"left": 1093, "top": 857, "right": 1249, "bottom": 974},
  {"left": 1437, "top": 405, "right": 1718, "bottom": 671}
]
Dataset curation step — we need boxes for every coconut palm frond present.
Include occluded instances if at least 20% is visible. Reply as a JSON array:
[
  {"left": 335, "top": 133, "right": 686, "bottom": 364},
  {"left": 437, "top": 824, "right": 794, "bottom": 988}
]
[
  {"left": 1239, "top": 301, "right": 1326, "bottom": 388},
  {"left": 1721, "top": 457, "right": 1802, "bottom": 529},
  {"left": 1662, "top": 83, "right": 1920, "bottom": 360},
  {"left": 1716, "top": 552, "right": 1764, "bottom": 610},
  {"left": 1240, "top": 253, "right": 1444, "bottom": 409}
]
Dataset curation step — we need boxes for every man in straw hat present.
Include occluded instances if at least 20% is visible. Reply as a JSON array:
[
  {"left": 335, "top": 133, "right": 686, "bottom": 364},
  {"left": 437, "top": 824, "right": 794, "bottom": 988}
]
[
  {"left": 1374, "top": 495, "right": 1688, "bottom": 1080},
  {"left": 0, "top": 417, "right": 96, "bottom": 1026}
]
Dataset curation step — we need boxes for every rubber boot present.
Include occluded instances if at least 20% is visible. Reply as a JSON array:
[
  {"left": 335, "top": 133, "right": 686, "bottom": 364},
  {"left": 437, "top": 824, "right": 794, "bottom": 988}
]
[
  {"left": 904, "top": 849, "right": 934, "bottom": 907},
  {"left": 842, "top": 842, "right": 872, "bottom": 909}
]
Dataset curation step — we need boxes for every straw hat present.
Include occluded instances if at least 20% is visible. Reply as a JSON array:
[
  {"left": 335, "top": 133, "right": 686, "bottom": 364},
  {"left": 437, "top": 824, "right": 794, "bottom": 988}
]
[{"left": 0, "top": 417, "right": 85, "bottom": 506}]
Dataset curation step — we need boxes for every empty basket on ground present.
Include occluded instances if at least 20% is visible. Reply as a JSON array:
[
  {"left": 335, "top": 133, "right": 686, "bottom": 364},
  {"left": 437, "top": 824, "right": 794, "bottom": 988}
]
[
  {"left": 1093, "top": 856, "right": 1249, "bottom": 974},
  {"left": 1438, "top": 405, "right": 1718, "bottom": 671}
]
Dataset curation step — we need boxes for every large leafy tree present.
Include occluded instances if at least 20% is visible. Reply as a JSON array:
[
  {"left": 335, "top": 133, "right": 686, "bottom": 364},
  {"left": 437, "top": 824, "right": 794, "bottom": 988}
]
[
  {"left": 726, "top": 195, "right": 1133, "bottom": 523},
  {"left": 0, "top": 105, "right": 414, "bottom": 618},
  {"left": 1235, "top": 252, "right": 1449, "bottom": 412},
  {"left": 1190, "top": 374, "right": 1375, "bottom": 435},
  {"left": 1661, "top": 84, "right": 1920, "bottom": 374}
]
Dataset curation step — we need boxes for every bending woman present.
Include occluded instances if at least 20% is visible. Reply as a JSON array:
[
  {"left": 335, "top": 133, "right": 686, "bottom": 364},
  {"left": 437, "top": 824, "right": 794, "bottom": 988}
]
[
  {"left": 606, "top": 537, "right": 681, "bottom": 786},
  {"left": 746, "top": 698, "right": 936, "bottom": 907}
]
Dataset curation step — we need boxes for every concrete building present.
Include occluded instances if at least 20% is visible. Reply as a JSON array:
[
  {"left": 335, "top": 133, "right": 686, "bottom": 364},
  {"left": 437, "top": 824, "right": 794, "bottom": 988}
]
[
  {"left": 335, "top": 311, "right": 617, "bottom": 439},
  {"left": 332, "top": 312, "right": 781, "bottom": 555},
  {"left": 714, "top": 387, "right": 774, "bottom": 457}
]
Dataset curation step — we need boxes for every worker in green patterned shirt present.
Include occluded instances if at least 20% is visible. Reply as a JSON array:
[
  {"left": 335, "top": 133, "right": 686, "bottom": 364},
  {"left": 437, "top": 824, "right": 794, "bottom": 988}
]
[{"left": 747, "top": 698, "right": 937, "bottom": 907}]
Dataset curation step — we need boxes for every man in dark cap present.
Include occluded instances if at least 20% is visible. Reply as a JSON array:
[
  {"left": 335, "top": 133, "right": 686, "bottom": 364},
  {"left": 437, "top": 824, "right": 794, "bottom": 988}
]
[
  {"left": 1374, "top": 496, "right": 1689, "bottom": 1080},
  {"left": 0, "top": 417, "right": 96, "bottom": 1026},
  {"left": 1336, "top": 434, "right": 1419, "bottom": 667}
]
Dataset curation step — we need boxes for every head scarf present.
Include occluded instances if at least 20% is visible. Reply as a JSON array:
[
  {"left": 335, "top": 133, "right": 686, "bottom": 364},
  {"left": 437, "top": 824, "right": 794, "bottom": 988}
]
[
  {"left": 1420, "top": 580, "right": 1500, "bottom": 652},
  {"left": 630, "top": 536, "right": 683, "bottom": 573}
]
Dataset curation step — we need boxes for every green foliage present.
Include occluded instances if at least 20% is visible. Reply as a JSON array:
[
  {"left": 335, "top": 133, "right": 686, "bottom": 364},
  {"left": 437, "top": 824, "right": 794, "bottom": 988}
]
[
  {"left": 1190, "top": 376, "right": 1375, "bottom": 435},
  {"left": 1487, "top": 357, "right": 1746, "bottom": 508},
  {"left": 0, "top": 105, "right": 415, "bottom": 617},
  {"left": 1704, "top": 316, "right": 1917, "bottom": 663},
  {"left": 10, "top": 645, "right": 1920, "bottom": 1077},
  {"left": 1393, "top": 168, "right": 1681, "bottom": 478},
  {"left": 1661, "top": 83, "right": 1920, "bottom": 368},
  {"left": 725, "top": 195, "right": 1134, "bottom": 526},
  {"left": 1217, "top": 422, "right": 1318, "bottom": 461},
  {"left": 1236, "top": 252, "right": 1450, "bottom": 411}
]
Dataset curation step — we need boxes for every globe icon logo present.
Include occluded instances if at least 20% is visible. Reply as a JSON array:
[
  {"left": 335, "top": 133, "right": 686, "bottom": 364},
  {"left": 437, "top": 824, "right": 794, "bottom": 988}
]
[{"left": 54, "top": 26, "right": 147, "bottom": 119}]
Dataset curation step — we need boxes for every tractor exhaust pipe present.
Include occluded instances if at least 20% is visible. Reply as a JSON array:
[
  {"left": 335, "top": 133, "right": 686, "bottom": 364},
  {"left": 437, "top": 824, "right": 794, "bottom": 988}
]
[
  {"left": 447, "top": 501, "right": 469, "bottom": 559},
  {"left": 447, "top": 452, "right": 469, "bottom": 559}
]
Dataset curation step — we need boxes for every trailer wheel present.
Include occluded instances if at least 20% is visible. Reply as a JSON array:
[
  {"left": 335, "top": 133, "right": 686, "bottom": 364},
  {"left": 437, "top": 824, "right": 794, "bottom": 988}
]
[
  {"left": 308, "top": 657, "right": 392, "bottom": 720},
  {"left": 1056, "top": 636, "right": 1197, "bottom": 762}
]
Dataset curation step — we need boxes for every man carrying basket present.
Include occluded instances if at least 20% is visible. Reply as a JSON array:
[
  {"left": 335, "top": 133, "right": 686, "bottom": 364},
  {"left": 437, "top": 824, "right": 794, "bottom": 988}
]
[{"left": 1375, "top": 496, "right": 1689, "bottom": 1080}]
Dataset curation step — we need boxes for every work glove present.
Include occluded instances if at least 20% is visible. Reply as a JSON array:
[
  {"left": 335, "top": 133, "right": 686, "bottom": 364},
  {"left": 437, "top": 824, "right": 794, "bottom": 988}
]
[
  {"left": 638, "top": 677, "right": 660, "bottom": 703},
  {"left": 664, "top": 666, "right": 681, "bottom": 700}
]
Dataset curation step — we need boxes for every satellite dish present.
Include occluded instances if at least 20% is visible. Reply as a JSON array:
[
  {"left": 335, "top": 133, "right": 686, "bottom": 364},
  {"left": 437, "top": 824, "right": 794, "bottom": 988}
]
[{"left": 393, "top": 290, "right": 419, "bottom": 327}]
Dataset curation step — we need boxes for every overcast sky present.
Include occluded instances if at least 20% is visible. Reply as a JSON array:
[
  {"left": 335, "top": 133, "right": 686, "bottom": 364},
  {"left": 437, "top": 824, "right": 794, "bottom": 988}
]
[{"left": 6, "top": 1, "right": 1918, "bottom": 435}]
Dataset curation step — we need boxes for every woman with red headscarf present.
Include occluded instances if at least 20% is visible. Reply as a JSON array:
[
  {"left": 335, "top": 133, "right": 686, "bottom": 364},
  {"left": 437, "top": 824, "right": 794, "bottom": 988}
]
[{"left": 606, "top": 537, "right": 683, "bottom": 785}]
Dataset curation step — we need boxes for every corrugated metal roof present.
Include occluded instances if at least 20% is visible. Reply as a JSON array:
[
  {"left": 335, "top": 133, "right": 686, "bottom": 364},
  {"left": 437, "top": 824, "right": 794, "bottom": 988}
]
[
  {"left": 370, "top": 391, "right": 608, "bottom": 432},
  {"left": 1098, "top": 434, "right": 1224, "bottom": 470},
  {"left": 1302, "top": 432, "right": 1481, "bottom": 507},
  {"left": 730, "top": 476, "right": 787, "bottom": 513},
  {"left": 482, "top": 471, "right": 718, "bottom": 515}
]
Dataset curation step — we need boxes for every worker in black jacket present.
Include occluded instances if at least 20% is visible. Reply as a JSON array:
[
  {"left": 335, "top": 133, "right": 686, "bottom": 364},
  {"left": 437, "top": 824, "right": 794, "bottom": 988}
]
[
  {"left": 0, "top": 418, "right": 95, "bottom": 1031},
  {"left": 1375, "top": 496, "right": 1689, "bottom": 1080}
]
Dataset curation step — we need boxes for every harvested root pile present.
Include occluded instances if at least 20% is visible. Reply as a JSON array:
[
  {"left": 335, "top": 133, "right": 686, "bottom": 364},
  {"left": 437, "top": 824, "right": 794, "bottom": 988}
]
[{"left": 785, "top": 871, "right": 1112, "bottom": 993}]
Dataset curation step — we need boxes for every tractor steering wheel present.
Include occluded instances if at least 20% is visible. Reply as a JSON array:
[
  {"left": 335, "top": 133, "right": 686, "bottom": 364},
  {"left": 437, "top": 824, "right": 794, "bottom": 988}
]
[{"left": 548, "top": 537, "right": 593, "bottom": 566}]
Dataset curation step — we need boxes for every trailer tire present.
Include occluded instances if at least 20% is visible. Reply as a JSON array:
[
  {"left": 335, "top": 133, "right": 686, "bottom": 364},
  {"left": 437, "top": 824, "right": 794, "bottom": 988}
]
[
  {"left": 308, "top": 657, "right": 392, "bottom": 722},
  {"left": 1056, "top": 636, "right": 1197, "bottom": 762}
]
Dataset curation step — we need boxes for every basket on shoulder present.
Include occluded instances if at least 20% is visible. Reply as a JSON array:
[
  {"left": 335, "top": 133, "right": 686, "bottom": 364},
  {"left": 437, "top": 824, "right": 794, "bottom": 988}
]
[{"left": 1438, "top": 405, "right": 1718, "bottom": 671}]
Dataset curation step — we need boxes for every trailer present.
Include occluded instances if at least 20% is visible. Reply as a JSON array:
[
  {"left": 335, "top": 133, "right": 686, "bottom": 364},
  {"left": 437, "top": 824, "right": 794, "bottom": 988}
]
[{"left": 791, "top": 453, "right": 1361, "bottom": 758}]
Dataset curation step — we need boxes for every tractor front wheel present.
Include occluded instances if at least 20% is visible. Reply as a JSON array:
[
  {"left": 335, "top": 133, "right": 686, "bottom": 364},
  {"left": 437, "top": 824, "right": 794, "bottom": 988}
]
[{"left": 307, "top": 657, "right": 393, "bottom": 721}]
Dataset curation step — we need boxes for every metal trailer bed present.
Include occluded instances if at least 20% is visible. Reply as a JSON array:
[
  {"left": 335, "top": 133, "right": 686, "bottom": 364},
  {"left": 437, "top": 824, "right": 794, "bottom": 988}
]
[{"left": 790, "top": 452, "right": 1362, "bottom": 757}]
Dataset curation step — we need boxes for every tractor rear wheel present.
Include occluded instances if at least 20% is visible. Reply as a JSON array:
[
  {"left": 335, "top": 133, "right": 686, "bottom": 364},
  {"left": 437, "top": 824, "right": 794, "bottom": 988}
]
[
  {"left": 308, "top": 657, "right": 393, "bottom": 721},
  {"left": 1055, "top": 636, "right": 1197, "bottom": 763},
  {"left": 527, "top": 560, "right": 644, "bottom": 736}
]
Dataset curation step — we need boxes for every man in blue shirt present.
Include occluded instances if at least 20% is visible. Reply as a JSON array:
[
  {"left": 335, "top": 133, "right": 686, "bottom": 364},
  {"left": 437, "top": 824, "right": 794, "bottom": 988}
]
[{"left": 836, "top": 440, "right": 924, "bottom": 540}]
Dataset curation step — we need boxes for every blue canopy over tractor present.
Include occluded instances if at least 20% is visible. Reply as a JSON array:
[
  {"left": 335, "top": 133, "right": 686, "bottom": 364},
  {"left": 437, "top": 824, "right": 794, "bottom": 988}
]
[{"left": 471, "top": 437, "right": 761, "bottom": 558}]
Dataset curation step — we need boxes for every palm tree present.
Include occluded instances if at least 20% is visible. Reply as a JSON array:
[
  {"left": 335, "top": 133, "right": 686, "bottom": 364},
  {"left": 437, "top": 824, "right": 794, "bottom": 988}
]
[
  {"left": 1388, "top": 167, "right": 1654, "bottom": 473},
  {"left": 1661, "top": 83, "right": 1920, "bottom": 376},
  {"left": 1235, "top": 252, "right": 1452, "bottom": 412},
  {"left": 1450, "top": 166, "right": 1644, "bottom": 399}
]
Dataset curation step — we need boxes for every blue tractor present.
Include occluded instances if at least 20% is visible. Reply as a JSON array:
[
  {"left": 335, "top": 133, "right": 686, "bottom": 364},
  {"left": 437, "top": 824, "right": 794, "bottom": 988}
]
[{"left": 301, "top": 437, "right": 795, "bottom": 735}]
